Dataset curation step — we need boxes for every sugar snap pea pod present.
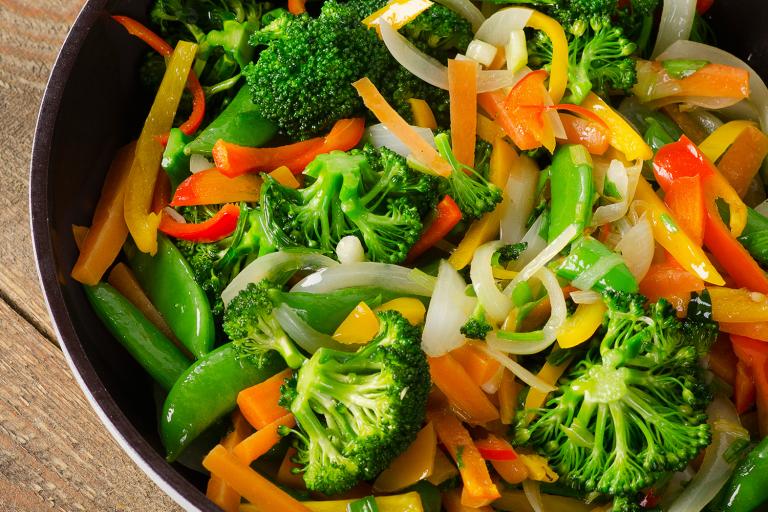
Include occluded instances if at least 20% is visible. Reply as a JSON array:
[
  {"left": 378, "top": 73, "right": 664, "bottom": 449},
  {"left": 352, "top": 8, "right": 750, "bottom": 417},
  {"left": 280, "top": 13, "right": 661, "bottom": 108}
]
[
  {"left": 161, "top": 128, "right": 193, "bottom": 192},
  {"left": 185, "top": 85, "right": 278, "bottom": 156},
  {"left": 555, "top": 236, "right": 638, "bottom": 293},
  {"left": 160, "top": 343, "right": 284, "bottom": 461},
  {"left": 125, "top": 235, "right": 215, "bottom": 359},
  {"left": 548, "top": 144, "right": 594, "bottom": 242},
  {"left": 85, "top": 283, "right": 190, "bottom": 391},
  {"left": 716, "top": 435, "right": 768, "bottom": 512}
]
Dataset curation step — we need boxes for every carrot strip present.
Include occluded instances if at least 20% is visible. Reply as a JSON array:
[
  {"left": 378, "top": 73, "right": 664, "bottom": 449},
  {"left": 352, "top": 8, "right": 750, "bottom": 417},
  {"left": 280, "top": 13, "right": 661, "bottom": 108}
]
[
  {"left": 497, "top": 369, "right": 520, "bottom": 425},
  {"left": 448, "top": 59, "right": 478, "bottom": 167},
  {"left": 237, "top": 368, "right": 293, "bottom": 429},
  {"left": 233, "top": 413, "right": 296, "bottom": 465},
  {"left": 406, "top": 195, "right": 463, "bottom": 262},
  {"left": 206, "top": 412, "right": 253, "bottom": 512},
  {"left": 428, "top": 354, "right": 500, "bottom": 425},
  {"left": 717, "top": 125, "right": 768, "bottom": 197},
  {"left": 276, "top": 448, "right": 306, "bottom": 490}
]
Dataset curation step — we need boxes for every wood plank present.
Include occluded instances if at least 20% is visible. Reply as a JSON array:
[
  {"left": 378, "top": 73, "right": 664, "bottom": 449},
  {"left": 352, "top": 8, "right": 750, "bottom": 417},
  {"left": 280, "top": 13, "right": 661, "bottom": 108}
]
[{"left": 0, "top": 299, "right": 181, "bottom": 511}]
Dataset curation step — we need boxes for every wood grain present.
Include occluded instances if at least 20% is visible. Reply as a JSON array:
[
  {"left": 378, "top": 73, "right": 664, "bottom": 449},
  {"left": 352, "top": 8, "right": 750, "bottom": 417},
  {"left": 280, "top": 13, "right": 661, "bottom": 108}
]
[{"left": 0, "top": 1, "right": 184, "bottom": 510}]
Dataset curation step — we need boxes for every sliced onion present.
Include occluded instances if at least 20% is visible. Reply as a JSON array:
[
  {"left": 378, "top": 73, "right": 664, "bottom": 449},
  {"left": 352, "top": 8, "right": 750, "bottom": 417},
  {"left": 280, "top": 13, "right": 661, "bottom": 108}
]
[
  {"left": 163, "top": 206, "right": 186, "bottom": 224},
  {"left": 500, "top": 155, "right": 539, "bottom": 243},
  {"left": 481, "top": 365, "right": 505, "bottom": 394},
  {"left": 434, "top": 0, "right": 485, "bottom": 32},
  {"left": 592, "top": 160, "right": 642, "bottom": 226},
  {"left": 273, "top": 304, "right": 351, "bottom": 354},
  {"left": 522, "top": 480, "right": 544, "bottom": 512},
  {"left": 570, "top": 290, "right": 602, "bottom": 304},
  {"left": 475, "top": 7, "right": 533, "bottom": 46},
  {"left": 571, "top": 253, "right": 626, "bottom": 291},
  {"left": 222, "top": 252, "right": 338, "bottom": 306},
  {"left": 189, "top": 154, "right": 212, "bottom": 174},
  {"left": 335, "top": 235, "right": 366, "bottom": 264},
  {"left": 615, "top": 216, "right": 654, "bottom": 282},
  {"left": 292, "top": 262, "right": 435, "bottom": 296},
  {"left": 505, "top": 224, "right": 578, "bottom": 294},
  {"left": 471, "top": 241, "right": 513, "bottom": 323},
  {"left": 651, "top": 0, "right": 696, "bottom": 58},
  {"left": 479, "top": 346, "right": 556, "bottom": 392},
  {"left": 477, "top": 69, "right": 524, "bottom": 93},
  {"left": 422, "top": 260, "right": 476, "bottom": 356},
  {"left": 511, "top": 215, "right": 547, "bottom": 269},
  {"left": 755, "top": 198, "right": 768, "bottom": 218},
  {"left": 366, "top": 123, "right": 436, "bottom": 157},
  {"left": 650, "top": 95, "right": 745, "bottom": 111},
  {"left": 657, "top": 40, "right": 768, "bottom": 132}
]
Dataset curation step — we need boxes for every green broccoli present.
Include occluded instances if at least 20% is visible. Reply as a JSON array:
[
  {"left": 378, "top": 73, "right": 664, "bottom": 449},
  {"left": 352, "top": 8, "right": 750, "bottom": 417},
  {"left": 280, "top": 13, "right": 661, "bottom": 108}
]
[
  {"left": 222, "top": 279, "right": 306, "bottom": 369},
  {"left": 399, "top": 3, "right": 473, "bottom": 60},
  {"left": 461, "top": 302, "right": 493, "bottom": 341},
  {"left": 280, "top": 310, "right": 430, "bottom": 494},
  {"left": 516, "top": 291, "right": 716, "bottom": 504},
  {"left": 495, "top": 242, "right": 528, "bottom": 266}
]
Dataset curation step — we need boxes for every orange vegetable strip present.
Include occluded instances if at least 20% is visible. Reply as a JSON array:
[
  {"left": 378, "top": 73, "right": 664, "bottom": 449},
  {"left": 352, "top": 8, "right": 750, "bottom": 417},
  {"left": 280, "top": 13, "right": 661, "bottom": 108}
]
[
  {"left": 428, "top": 354, "right": 500, "bottom": 425},
  {"left": 448, "top": 59, "right": 478, "bottom": 167},
  {"left": 232, "top": 414, "right": 296, "bottom": 465},
  {"left": 498, "top": 369, "right": 519, "bottom": 425},
  {"left": 410, "top": 98, "right": 438, "bottom": 130},
  {"left": 450, "top": 343, "right": 501, "bottom": 387},
  {"left": 662, "top": 105, "right": 708, "bottom": 144},
  {"left": 276, "top": 448, "right": 306, "bottom": 490},
  {"left": 709, "top": 335, "right": 738, "bottom": 385},
  {"left": 171, "top": 169, "right": 262, "bottom": 206},
  {"left": 664, "top": 175, "right": 705, "bottom": 245},
  {"left": 406, "top": 195, "right": 462, "bottom": 262},
  {"left": 492, "top": 458, "right": 529, "bottom": 485},
  {"left": 730, "top": 335, "right": 768, "bottom": 437},
  {"left": 203, "top": 444, "right": 311, "bottom": 512},
  {"left": 443, "top": 488, "right": 494, "bottom": 512},
  {"left": 557, "top": 113, "right": 609, "bottom": 155},
  {"left": 237, "top": 368, "right": 293, "bottom": 429},
  {"left": 675, "top": 63, "right": 750, "bottom": 99},
  {"left": 639, "top": 261, "right": 705, "bottom": 313},
  {"left": 374, "top": 422, "right": 437, "bottom": 493},
  {"left": 428, "top": 408, "right": 500, "bottom": 507},
  {"left": 268, "top": 166, "right": 301, "bottom": 189},
  {"left": 734, "top": 361, "right": 756, "bottom": 415},
  {"left": 206, "top": 412, "right": 253, "bottom": 512},
  {"left": 476, "top": 114, "right": 505, "bottom": 144},
  {"left": 353, "top": 77, "right": 451, "bottom": 176},
  {"left": 72, "top": 225, "right": 89, "bottom": 249},
  {"left": 721, "top": 321, "right": 768, "bottom": 342},
  {"left": 288, "top": 0, "right": 307, "bottom": 14},
  {"left": 152, "top": 171, "right": 172, "bottom": 213},
  {"left": 71, "top": 141, "right": 136, "bottom": 285},
  {"left": 717, "top": 125, "right": 768, "bottom": 197}
]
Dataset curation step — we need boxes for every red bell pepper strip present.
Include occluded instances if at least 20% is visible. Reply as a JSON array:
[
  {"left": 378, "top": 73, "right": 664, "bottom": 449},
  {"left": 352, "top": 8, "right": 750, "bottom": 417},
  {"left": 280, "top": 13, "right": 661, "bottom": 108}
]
[
  {"left": 159, "top": 203, "right": 240, "bottom": 243},
  {"left": 697, "top": 0, "right": 714, "bottom": 14},
  {"left": 406, "top": 195, "right": 462, "bottom": 262},
  {"left": 212, "top": 118, "right": 365, "bottom": 177},
  {"left": 639, "top": 260, "right": 705, "bottom": 313},
  {"left": 474, "top": 435, "right": 518, "bottom": 462},
  {"left": 171, "top": 169, "right": 262, "bottom": 206},
  {"left": 112, "top": 16, "right": 205, "bottom": 140},
  {"left": 663, "top": 175, "right": 705, "bottom": 246},
  {"left": 731, "top": 334, "right": 768, "bottom": 437},
  {"left": 734, "top": 361, "right": 756, "bottom": 415}
]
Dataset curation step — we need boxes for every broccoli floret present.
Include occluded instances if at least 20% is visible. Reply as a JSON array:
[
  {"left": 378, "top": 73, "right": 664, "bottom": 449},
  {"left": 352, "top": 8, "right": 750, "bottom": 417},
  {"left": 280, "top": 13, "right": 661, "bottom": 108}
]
[
  {"left": 399, "top": 4, "right": 473, "bottom": 60},
  {"left": 383, "top": 66, "right": 451, "bottom": 128},
  {"left": 223, "top": 280, "right": 306, "bottom": 369},
  {"left": 495, "top": 242, "right": 528, "bottom": 266},
  {"left": 433, "top": 133, "right": 502, "bottom": 220},
  {"left": 280, "top": 310, "right": 430, "bottom": 494},
  {"left": 151, "top": 0, "right": 269, "bottom": 37},
  {"left": 516, "top": 291, "right": 716, "bottom": 503},
  {"left": 460, "top": 302, "right": 493, "bottom": 341}
]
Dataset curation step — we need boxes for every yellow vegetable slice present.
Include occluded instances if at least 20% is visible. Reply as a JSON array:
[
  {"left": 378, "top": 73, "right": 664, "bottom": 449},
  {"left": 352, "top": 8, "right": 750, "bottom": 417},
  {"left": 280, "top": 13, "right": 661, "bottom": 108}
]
[
  {"left": 374, "top": 422, "right": 437, "bottom": 492},
  {"left": 581, "top": 92, "right": 653, "bottom": 162},
  {"left": 409, "top": 98, "right": 438, "bottom": 129},
  {"left": 556, "top": 301, "right": 606, "bottom": 349},
  {"left": 376, "top": 297, "right": 426, "bottom": 325},
  {"left": 526, "top": 11, "right": 568, "bottom": 104},
  {"left": 332, "top": 302, "right": 379, "bottom": 344},
  {"left": 698, "top": 120, "right": 757, "bottom": 162}
]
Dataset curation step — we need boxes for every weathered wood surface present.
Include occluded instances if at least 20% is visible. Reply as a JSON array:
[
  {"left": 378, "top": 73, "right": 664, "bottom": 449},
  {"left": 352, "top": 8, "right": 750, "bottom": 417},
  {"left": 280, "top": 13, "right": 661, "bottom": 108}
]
[{"left": 0, "top": 1, "right": 182, "bottom": 510}]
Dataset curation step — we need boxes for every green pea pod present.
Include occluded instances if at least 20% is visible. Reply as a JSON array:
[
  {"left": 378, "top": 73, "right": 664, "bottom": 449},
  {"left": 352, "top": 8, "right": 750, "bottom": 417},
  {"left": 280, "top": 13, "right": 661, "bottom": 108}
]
[
  {"left": 185, "top": 85, "right": 277, "bottom": 156},
  {"left": 85, "top": 283, "right": 190, "bottom": 391},
  {"left": 206, "top": 20, "right": 258, "bottom": 69},
  {"left": 548, "top": 144, "right": 594, "bottom": 242},
  {"left": 160, "top": 343, "right": 284, "bottom": 461},
  {"left": 716, "top": 435, "right": 768, "bottom": 511},
  {"left": 161, "top": 128, "right": 193, "bottom": 192},
  {"left": 555, "top": 236, "right": 638, "bottom": 293},
  {"left": 125, "top": 235, "right": 215, "bottom": 359}
]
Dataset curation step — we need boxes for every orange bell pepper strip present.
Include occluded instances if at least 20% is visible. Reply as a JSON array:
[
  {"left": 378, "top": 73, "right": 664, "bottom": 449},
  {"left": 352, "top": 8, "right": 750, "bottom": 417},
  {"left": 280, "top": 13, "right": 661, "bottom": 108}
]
[
  {"left": 663, "top": 175, "right": 705, "bottom": 245},
  {"left": 721, "top": 321, "right": 768, "bottom": 342},
  {"left": 71, "top": 141, "right": 135, "bottom": 285},
  {"left": 640, "top": 261, "right": 705, "bottom": 313},
  {"left": 429, "top": 354, "right": 500, "bottom": 425},
  {"left": 288, "top": 0, "right": 307, "bottom": 14},
  {"left": 374, "top": 422, "right": 437, "bottom": 493},
  {"left": 443, "top": 489, "right": 494, "bottom": 512},
  {"left": 557, "top": 113, "right": 609, "bottom": 155},
  {"left": 646, "top": 62, "right": 750, "bottom": 102},
  {"left": 232, "top": 413, "right": 296, "bottom": 465},
  {"left": 203, "top": 444, "right": 311, "bottom": 512},
  {"left": 171, "top": 169, "right": 262, "bottom": 206},
  {"left": 708, "top": 286, "right": 768, "bottom": 323},
  {"left": 717, "top": 125, "right": 768, "bottom": 197},
  {"left": 237, "top": 368, "right": 293, "bottom": 429},
  {"left": 406, "top": 195, "right": 462, "bottom": 262},
  {"left": 734, "top": 361, "right": 756, "bottom": 415},
  {"left": 476, "top": 114, "right": 504, "bottom": 144},
  {"left": 427, "top": 408, "right": 501, "bottom": 507},
  {"left": 353, "top": 77, "right": 451, "bottom": 176},
  {"left": 450, "top": 343, "right": 502, "bottom": 388},
  {"left": 448, "top": 59, "right": 479, "bottom": 167},
  {"left": 708, "top": 335, "right": 737, "bottom": 385},
  {"left": 206, "top": 412, "right": 253, "bottom": 512},
  {"left": 730, "top": 335, "right": 768, "bottom": 437},
  {"left": 277, "top": 448, "right": 306, "bottom": 490},
  {"left": 158, "top": 203, "right": 240, "bottom": 243},
  {"left": 474, "top": 434, "right": 517, "bottom": 461},
  {"left": 213, "top": 118, "right": 365, "bottom": 177},
  {"left": 498, "top": 369, "right": 520, "bottom": 425},
  {"left": 112, "top": 16, "right": 205, "bottom": 140}
]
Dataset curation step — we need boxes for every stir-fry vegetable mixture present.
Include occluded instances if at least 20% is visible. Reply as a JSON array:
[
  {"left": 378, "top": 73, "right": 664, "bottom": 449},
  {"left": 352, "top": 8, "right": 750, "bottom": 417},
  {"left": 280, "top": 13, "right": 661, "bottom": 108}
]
[{"left": 71, "top": 0, "right": 768, "bottom": 510}]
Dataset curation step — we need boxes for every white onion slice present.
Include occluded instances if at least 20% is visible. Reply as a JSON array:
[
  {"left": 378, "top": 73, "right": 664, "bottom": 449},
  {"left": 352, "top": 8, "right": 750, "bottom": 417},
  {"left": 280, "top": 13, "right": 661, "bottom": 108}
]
[
  {"left": 366, "top": 123, "right": 436, "bottom": 157},
  {"left": 163, "top": 206, "right": 186, "bottom": 224},
  {"left": 471, "top": 241, "right": 513, "bottom": 323},
  {"left": 505, "top": 224, "right": 578, "bottom": 294},
  {"left": 222, "top": 252, "right": 337, "bottom": 306},
  {"left": 434, "top": 0, "right": 485, "bottom": 32},
  {"left": 479, "top": 346, "right": 556, "bottom": 392},
  {"left": 512, "top": 215, "right": 547, "bottom": 269},
  {"left": 591, "top": 160, "right": 642, "bottom": 226},
  {"left": 571, "top": 253, "right": 626, "bottom": 291},
  {"left": 615, "top": 216, "right": 654, "bottom": 282},
  {"left": 475, "top": 7, "right": 533, "bottom": 47},
  {"left": 570, "top": 290, "right": 602, "bottom": 304},
  {"left": 476, "top": 69, "right": 522, "bottom": 93},
  {"left": 651, "top": 0, "right": 697, "bottom": 59},
  {"left": 273, "top": 304, "right": 351, "bottom": 354},
  {"left": 422, "top": 260, "right": 476, "bottom": 356},
  {"left": 189, "top": 154, "right": 212, "bottom": 174},
  {"left": 523, "top": 480, "right": 544, "bottom": 512},
  {"left": 500, "top": 155, "right": 539, "bottom": 244},
  {"left": 657, "top": 40, "right": 768, "bottom": 132},
  {"left": 291, "top": 262, "right": 435, "bottom": 296},
  {"left": 335, "top": 236, "right": 366, "bottom": 264}
]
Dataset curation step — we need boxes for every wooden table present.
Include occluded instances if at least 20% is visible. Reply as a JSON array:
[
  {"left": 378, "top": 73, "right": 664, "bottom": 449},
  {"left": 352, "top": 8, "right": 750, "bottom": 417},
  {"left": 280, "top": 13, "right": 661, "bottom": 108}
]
[{"left": 0, "top": 1, "right": 181, "bottom": 510}]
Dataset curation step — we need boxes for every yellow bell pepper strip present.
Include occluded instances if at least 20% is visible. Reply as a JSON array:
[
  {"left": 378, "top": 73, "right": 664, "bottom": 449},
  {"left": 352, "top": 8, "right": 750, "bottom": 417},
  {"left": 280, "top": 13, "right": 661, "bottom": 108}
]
[
  {"left": 332, "top": 302, "right": 380, "bottom": 344},
  {"left": 375, "top": 298, "right": 426, "bottom": 325},
  {"left": 276, "top": 448, "right": 306, "bottom": 490},
  {"left": 517, "top": 453, "right": 559, "bottom": 483},
  {"left": 580, "top": 93, "right": 653, "bottom": 162},
  {"left": 524, "top": 357, "right": 572, "bottom": 424},
  {"left": 428, "top": 448, "right": 460, "bottom": 486},
  {"left": 450, "top": 342, "right": 502, "bottom": 387},
  {"left": 698, "top": 120, "right": 758, "bottom": 162},
  {"left": 409, "top": 98, "right": 438, "bottom": 129},
  {"left": 363, "top": 0, "right": 433, "bottom": 33},
  {"left": 449, "top": 59, "right": 479, "bottom": 167},
  {"left": 373, "top": 422, "right": 437, "bottom": 492},
  {"left": 237, "top": 368, "right": 293, "bottom": 429},
  {"left": 428, "top": 354, "right": 500, "bottom": 424},
  {"left": 476, "top": 113, "right": 505, "bottom": 144},
  {"left": 443, "top": 489, "right": 494, "bottom": 512},
  {"left": 525, "top": 11, "right": 568, "bottom": 104},
  {"left": 717, "top": 125, "right": 768, "bottom": 198},
  {"left": 248, "top": 492, "right": 425, "bottom": 512},
  {"left": 449, "top": 138, "right": 515, "bottom": 270},
  {"left": 708, "top": 286, "right": 768, "bottom": 323},
  {"left": 124, "top": 41, "right": 198, "bottom": 255},
  {"left": 268, "top": 166, "right": 301, "bottom": 189},
  {"left": 232, "top": 413, "right": 296, "bottom": 465},
  {"left": 427, "top": 407, "right": 501, "bottom": 507},
  {"left": 353, "top": 77, "right": 451, "bottom": 176},
  {"left": 498, "top": 369, "right": 520, "bottom": 425},
  {"left": 206, "top": 412, "right": 252, "bottom": 512},
  {"left": 171, "top": 169, "right": 262, "bottom": 206},
  {"left": 71, "top": 142, "right": 136, "bottom": 285},
  {"left": 634, "top": 178, "right": 725, "bottom": 285},
  {"left": 556, "top": 301, "right": 606, "bottom": 349},
  {"left": 203, "top": 444, "right": 311, "bottom": 512}
]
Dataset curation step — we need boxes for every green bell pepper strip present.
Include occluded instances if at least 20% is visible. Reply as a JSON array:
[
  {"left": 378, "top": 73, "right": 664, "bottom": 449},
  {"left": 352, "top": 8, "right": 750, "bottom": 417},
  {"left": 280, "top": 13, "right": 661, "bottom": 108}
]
[
  {"left": 548, "top": 144, "right": 594, "bottom": 242},
  {"left": 348, "top": 496, "right": 379, "bottom": 512},
  {"left": 716, "top": 435, "right": 768, "bottom": 512},
  {"left": 125, "top": 235, "right": 215, "bottom": 359},
  {"left": 160, "top": 343, "right": 285, "bottom": 461},
  {"left": 644, "top": 117, "right": 679, "bottom": 155},
  {"left": 185, "top": 85, "right": 278, "bottom": 156},
  {"left": 555, "top": 236, "right": 639, "bottom": 293},
  {"left": 161, "top": 128, "right": 193, "bottom": 192},
  {"left": 85, "top": 283, "right": 190, "bottom": 391}
]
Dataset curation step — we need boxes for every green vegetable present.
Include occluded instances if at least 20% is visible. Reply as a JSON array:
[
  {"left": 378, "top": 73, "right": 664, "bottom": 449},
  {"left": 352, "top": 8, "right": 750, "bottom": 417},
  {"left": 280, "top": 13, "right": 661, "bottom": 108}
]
[
  {"left": 716, "top": 435, "right": 768, "bottom": 512},
  {"left": 185, "top": 85, "right": 277, "bottom": 156},
  {"left": 161, "top": 342, "right": 284, "bottom": 460},
  {"left": 516, "top": 291, "right": 716, "bottom": 503},
  {"left": 161, "top": 128, "right": 193, "bottom": 191},
  {"left": 280, "top": 310, "right": 430, "bottom": 494},
  {"left": 397, "top": 3, "right": 472, "bottom": 61},
  {"left": 495, "top": 242, "right": 528, "bottom": 266},
  {"left": 735, "top": 207, "right": 768, "bottom": 267},
  {"left": 85, "top": 283, "right": 190, "bottom": 391},
  {"left": 643, "top": 115, "right": 682, "bottom": 154},
  {"left": 661, "top": 59, "right": 709, "bottom": 80},
  {"left": 461, "top": 302, "right": 493, "bottom": 341},
  {"left": 347, "top": 496, "right": 379, "bottom": 512},
  {"left": 548, "top": 144, "right": 594, "bottom": 241},
  {"left": 555, "top": 236, "right": 639, "bottom": 293},
  {"left": 125, "top": 234, "right": 215, "bottom": 359},
  {"left": 404, "top": 481, "right": 441, "bottom": 512}
]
